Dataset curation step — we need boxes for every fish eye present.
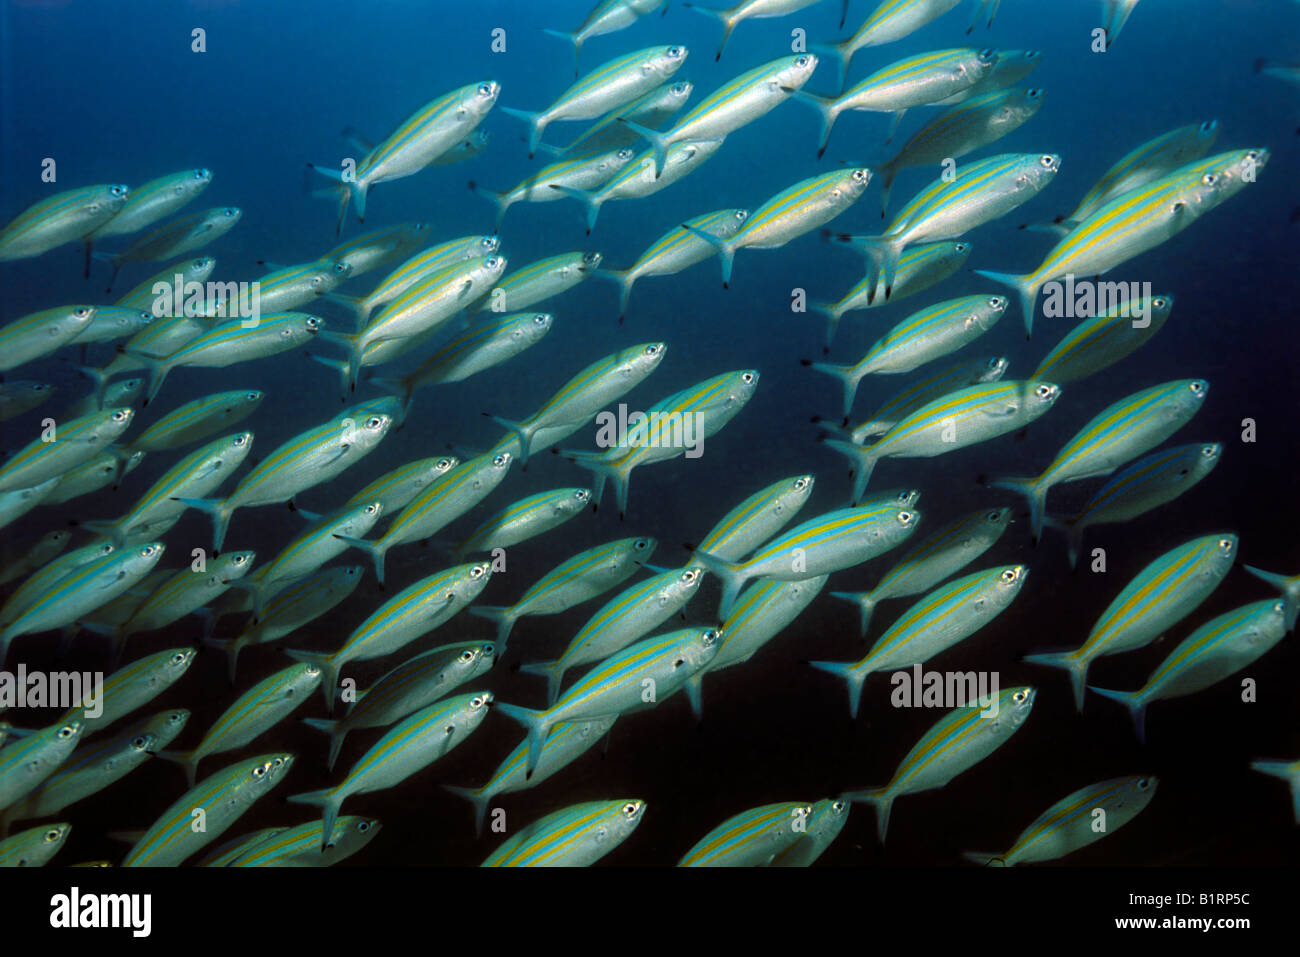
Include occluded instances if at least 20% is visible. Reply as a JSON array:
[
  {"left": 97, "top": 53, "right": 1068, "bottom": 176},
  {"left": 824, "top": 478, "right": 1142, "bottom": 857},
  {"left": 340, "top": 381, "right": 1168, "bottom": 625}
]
[
  {"left": 458, "top": 650, "right": 474, "bottom": 662},
  {"left": 742, "top": 371, "right": 756, "bottom": 383},
  {"left": 533, "top": 313, "right": 548, "bottom": 324},
  {"left": 485, "top": 255, "right": 502, "bottom": 269},
  {"left": 253, "top": 766, "right": 266, "bottom": 777},
  {"left": 142, "top": 545, "right": 159, "bottom": 556},
  {"left": 113, "top": 409, "right": 129, "bottom": 421},
  {"left": 1190, "top": 381, "right": 1205, "bottom": 393},
  {"left": 74, "top": 306, "right": 91, "bottom": 318},
  {"left": 366, "top": 503, "right": 380, "bottom": 514},
  {"left": 1039, "top": 155, "right": 1055, "bottom": 167},
  {"left": 1035, "top": 384, "right": 1053, "bottom": 397},
  {"left": 795, "top": 55, "right": 810, "bottom": 66},
  {"left": 978, "top": 48, "right": 996, "bottom": 59},
  {"left": 852, "top": 169, "right": 869, "bottom": 182},
  {"left": 1201, "top": 445, "right": 1216, "bottom": 456},
  {"left": 1274, "top": 600, "right": 1286, "bottom": 613},
  {"left": 1201, "top": 173, "right": 1217, "bottom": 185},
  {"left": 224, "top": 207, "right": 237, "bottom": 216},
  {"left": 987, "top": 297, "right": 1004, "bottom": 308},
  {"left": 618, "top": 148, "right": 634, "bottom": 159},
  {"left": 470, "top": 565, "right": 485, "bottom": 579},
  {"left": 171, "top": 652, "right": 186, "bottom": 664},
  {"left": 681, "top": 569, "right": 699, "bottom": 583},
  {"left": 493, "top": 453, "right": 509, "bottom": 466},
  {"left": 735, "top": 209, "right": 748, "bottom": 221},
  {"left": 635, "top": 539, "right": 650, "bottom": 550},
  {"left": 367, "top": 416, "right": 385, "bottom": 429},
  {"left": 43, "top": 829, "right": 61, "bottom": 843},
  {"left": 575, "top": 489, "right": 590, "bottom": 500},
  {"left": 583, "top": 252, "right": 601, "bottom": 264},
  {"left": 132, "top": 736, "right": 148, "bottom": 749},
  {"left": 1013, "top": 690, "right": 1027, "bottom": 702},
  {"left": 667, "top": 46, "right": 683, "bottom": 57},
  {"left": 794, "top": 477, "right": 809, "bottom": 490},
  {"left": 645, "top": 343, "right": 663, "bottom": 355},
  {"left": 1028, "top": 88, "right": 1042, "bottom": 98},
  {"left": 471, "top": 695, "right": 487, "bottom": 708},
  {"left": 358, "top": 822, "right": 371, "bottom": 832},
  {"left": 112, "top": 185, "right": 127, "bottom": 196},
  {"left": 58, "top": 725, "right": 76, "bottom": 738},
  {"left": 478, "top": 83, "right": 493, "bottom": 96},
  {"left": 1000, "top": 569, "right": 1017, "bottom": 583},
  {"left": 898, "top": 511, "right": 913, "bottom": 523},
  {"left": 987, "top": 510, "right": 1002, "bottom": 521},
  {"left": 1218, "top": 538, "right": 1233, "bottom": 550},
  {"left": 1245, "top": 149, "right": 1259, "bottom": 160},
  {"left": 1138, "top": 778, "right": 1152, "bottom": 789},
  {"left": 672, "top": 81, "right": 689, "bottom": 94}
]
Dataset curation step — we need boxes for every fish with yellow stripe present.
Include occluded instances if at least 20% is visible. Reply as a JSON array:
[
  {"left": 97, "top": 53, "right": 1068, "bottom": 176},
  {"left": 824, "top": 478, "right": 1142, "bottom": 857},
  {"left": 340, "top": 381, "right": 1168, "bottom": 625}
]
[
  {"left": 679, "top": 801, "right": 814, "bottom": 866},
  {"left": 482, "top": 800, "right": 645, "bottom": 866},
  {"left": 0, "top": 184, "right": 129, "bottom": 262}
]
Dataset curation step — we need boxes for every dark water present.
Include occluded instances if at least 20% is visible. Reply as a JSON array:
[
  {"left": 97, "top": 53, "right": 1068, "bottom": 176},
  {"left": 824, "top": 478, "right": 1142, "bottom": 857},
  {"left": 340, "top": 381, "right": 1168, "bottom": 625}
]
[{"left": 1, "top": 0, "right": 1298, "bottom": 868}]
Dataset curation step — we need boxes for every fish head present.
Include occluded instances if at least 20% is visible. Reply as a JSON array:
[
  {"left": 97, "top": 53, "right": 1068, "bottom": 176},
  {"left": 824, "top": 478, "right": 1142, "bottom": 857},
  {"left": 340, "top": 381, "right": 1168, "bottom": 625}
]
[
  {"left": 667, "top": 80, "right": 693, "bottom": 104},
  {"left": 1016, "top": 87, "right": 1046, "bottom": 119},
  {"left": 626, "top": 536, "right": 659, "bottom": 566},
  {"left": 563, "top": 487, "right": 593, "bottom": 514},
  {"left": 211, "top": 206, "right": 242, "bottom": 228},
  {"left": 161, "top": 647, "right": 198, "bottom": 680},
  {"left": 87, "top": 184, "right": 130, "bottom": 216},
  {"left": 977, "top": 355, "right": 1010, "bottom": 383},
  {"left": 650, "top": 44, "right": 689, "bottom": 78},
  {"left": 466, "top": 80, "right": 502, "bottom": 118},
  {"left": 1205, "top": 533, "right": 1238, "bottom": 571},
  {"left": 1193, "top": 442, "right": 1222, "bottom": 477},
  {"left": 680, "top": 626, "right": 723, "bottom": 670},
  {"left": 156, "top": 709, "right": 191, "bottom": 739},
  {"left": 775, "top": 53, "right": 819, "bottom": 93},
  {"left": 1177, "top": 378, "right": 1210, "bottom": 414},
  {"left": 1116, "top": 775, "right": 1159, "bottom": 816},
  {"left": 314, "top": 258, "right": 353, "bottom": 292},
  {"left": 579, "top": 250, "right": 603, "bottom": 271},
  {"left": 1019, "top": 153, "right": 1061, "bottom": 192},
  {"left": 475, "top": 234, "right": 501, "bottom": 256},
  {"left": 243, "top": 753, "right": 295, "bottom": 801},
  {"left": 776, "top": 474, "right": 816, "bottom": 514},
  {"left": 994, "top": 564, "right": 1029, "bottom": 600},
  {"left": 830, "top": 168, "right": 873, "bottom": 207},
  {"left": 1023, "top": 380, "right": 1062, "bottom": 416},
  {"left": 965, "top": 48, "right": 1000, "bottom": 82},
  {"left": 1258, "top": 599, "right": 1290, "bottom": 639},
  {"left": 447, "top": 691, "right": 494, "bottom": 744},
  {"left": 972, "top": 295, "right": 1009, "bottom": 329},
  {"left": 514, "top": 311, "right": 553, "bottom": 345}
]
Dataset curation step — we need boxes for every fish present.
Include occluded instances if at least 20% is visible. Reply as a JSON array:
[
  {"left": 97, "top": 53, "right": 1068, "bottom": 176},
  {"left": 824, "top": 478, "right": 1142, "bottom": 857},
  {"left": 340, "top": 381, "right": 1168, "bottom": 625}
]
[
  {"left": 443, "top": 716, "right": 617, "bottom": 837},
  {"left": 876, "top": 87, "right": 1046, "bottom": 215},
  {"left": 797, "top": 48, "right": 998, "bottom": 155},
  {"left": 210, "top": 259, "right": 352, "bottom": 318},
  {"left": 239, "top": 500, "right": 384, "bottom": 616},
  {"left": 122, "top": 753, "right": 294, "bottom": 866},
  {"left": 96, "top": 206, "right": 242, "bottom": 287},
  {"left": 469, "top": 537, "right": 657, "bottom": 647},
  {"left": 487, "top": 342, "right": 666, "bottom": 464},
  {"left": 693, "top": 503, "right": 921, "bottom": 617},
  {"left": 157, "top": 663, "right": 321, "bottom": 787},
  {"left": 431, "top": 130, "right": 491, "bottom": 165},
  {"left": 1090, "top": 599, "right": 1288, "bottom": 743},
  {"left": 552, "top": 139, "right": 724, "bottom": 233},
  {"left": 126, "top": 312, "right": 323, "bottom": 404},
  {"left": 309, "top": 81, "right": 500, "bottom": 228},
  {"left": 469, "top": 250, "right": 604, "bottom": 314},
  {"left": 84, "top": 169, "right": 212, "bottom": 274},
  {"left": 1099, "top": 0, "right": 1141, "bottom": 46},
  {"left": 1030, "top": 122, "right": 1219, "bottom": 237},
  {"left": 0, "top": 479, "right": 62, "bottom": 533},
  {"left": 114, "top": 256, "right": 217, "bottom": 310},
  {"left": 0, "top": 381, "right": 56, "bottom": 422},
  {"left": 849, "top": 152, "right": 1061, "bottom": 302},
  {"left": 448, "top": 487, "right": 591, "bottom": 556},
  {"left": 687, "top": 168, "right": 872, "bottom": 288},
  {"left": 81, "top": 432, "right": 253, "bottom": 548},
  {"left": 0, "top": 184, "right": 129, "bottom": 262},
  {"left": 60, "top": 647, "right": 196, "bottom": 737},
  {"left": 692, "top": 474, "right": 817, "bottom": 563},
  {"left": 195, "top": 828, "right": 290, "bottom": 867},
  {"left": 989, "top": 379, "right": 1208, "bottom": 542},
  {"left": 0, "top": 305, "right": 97, "bottom": 373},
  {"left": 679, "top": 801, "right": 814, "bottom": 866},
  {"left": 843, "top": 686, "right": 1036, "bottom": 842},
  {"left": 977, "top": 151, "right": 1266, "bottom": 335},
  {"left": 370, "top": 312, "right": 553, "bottom": 414},
  {"left": 620, "top": 54, "right": 819, "bottom": 176},
  {"left": 963, "top": 775, "right": 1157, "bottom": 865},
  {"left": 553, "top": 79, "right": 694, "bottom": 155},
  {"left": 471, "top": 147, "right": 637, "bottom": 226},
  {"left": 1241, "top": 566, "right": 1300, "bottom": 632},
  {"left": 596, "top": 208, "right": 750, "bottom": 319},
  {"left": 544, "top": 0, "right": 669, "bottom": 75},
  {"left": 558, "top": 369, "right": 761, "bottom": 516},
  {"left": 1030, "top": 293, "right": 1174, "bottom": 383},
  {"left": 327, "top": 234, "right": 501, "bottom": 327},
  {"left": 1, "top": 544, "right": 167, "bottom": 666},
  {"left": 825, "top": 381, "right": 1061, "bottom": 504},
  {"left": 0, "top": 541, "right": 118, "bottom": 632},
  {"left": 686, "top": 0, "right": 831, "bottom": 61},
  {"left": 286, "top": 562, "right": 493, "bottom": 710},
  {"left": 831, "top": 506, "right": 1013, "bottom": 637},
  {"left": 0, "top": 407, "right": 135, "bottom": 494},
  {"left": 812, "top": 565, "right": 1028, "bottom": 718},
  {"left": 61, "top": 377, "right": 145, "bottom": 420},
  {"left": 495, "top": 628, "right": 720, "bottom": 776},
  {"left": 521, "top": 566, "right": 706, "bottom": 705},
  {"left": 204, "top": 565, "right": 365, "bottom": 682},
  {"left": 932, "top": 49, "right": 1042, "bottom": 106},
  {"left": 815, "top": 0, "right": 966, "bottom": 91},
  {"left": 287, "top": 692, "right": 492, "bottom": 849},
  {"left": 178, "top": 411, "right": 393, "bottom": 551},
  {"left": 0, "top": 530, "right": 71, "bottom": 586},
  {"left": 224, "top": 817, "right": 382, "bottom": 867},
  {"left": 0, "top": 822, "right": 71, "bottom": 866},
  {"left": 319, "top": 222, "right": 430, "bottom": 278},
  {"left": 125, "top": 389, "right": 264, "bottom": 455},
  {"left": 332, "top": 452, "right": 511, "bottom": 585},
  {"left": 1, "top": 710, "right": 189, "bottom": 834},
  {"left": 686, "top": 575, "right": 828, "bottom": 716},
  {"left": 482, "top": 799, "right": 645, "bottom": 866},
  {"left": 1046, "top": 443, "right": 1223, "bottom": 570},
  {"left": 69, "top": 306, "right": 156, "bottom": 346},
  {"left": 771, "top": 797, "right": 851, "bottom": 866},
  {"left": 811, "top": 241, "right": 974, "bottom": 349},
  {"left": 1023, "top": 533, "right": 1237, "bottom": 710},
  {"left": 1250, "top": 758, "right": 1300, "bottom": 824},
  {"left": 303, "top": 640, "right": 495, "bottom": 772},
  {"left": 502, "top": 45, "right": 688, "bottom": 156},
  {"left": 0, "top": 719, "right": 84, "bottom": 814},
  {"left": 341, "top": 455, "right": 460, "bottom": 513},
  {"left": 807, "top": 294, "right": 1008, "bottom": 418},
  {"left": 41, "top": 449, "right": 144, "bottom": 507}
]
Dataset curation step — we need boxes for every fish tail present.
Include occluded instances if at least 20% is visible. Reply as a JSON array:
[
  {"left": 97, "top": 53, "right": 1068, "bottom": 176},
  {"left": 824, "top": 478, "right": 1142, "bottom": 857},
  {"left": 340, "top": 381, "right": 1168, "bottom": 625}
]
[
  {"left": 987, "top": 475, "right": 1047, "bottom": 544},
  {"left": 484, "top": 414, "right": 536, "bottom": 466},
  {"left": 852, "top": 236, "right": 903, "bottom": 304},
  {"left": 467, "top": 605, "right": 517, "bottom": 653},
  {"left": 499, "top": 106, "right": 547, "bottom": 158},
  {"left": 200, "top": 635, "right": 245, "bottom": 684},
  {"left": 1249, "top": 761, "right": 1300, "bottom": 823},
  {"left": 285, "top": 649, "right": 339, "bottom": 714},
  {"left": 616, "top": 116, "right": 671, "bottom": 179},
  {"left": 322, "top": 292, "right": 371, "bottom": 328},
  {"left": 821, "top": 438, "right": 880, "bottom": 506},
  {"left": 973, "top": 269, "right": 1040, "bottom": 338},
  {"left": 793, "top": 90, "right": 841, "bottom": 159},
  {"left": 302, "top": 717, "right": 347, "bottom": 773},
  {"left": 682, "top": 3, "right": 737, "bottom": 60},
  {"left": 1101, "top": 0, "right": 1135, "bottom": 45},
  {"left": 368, "top": 374, "right": 416, "bottom": 419},
  {"left": 877, "top": 162, "right": 897, "bottom": 219},
  {"left": 678, "top": 222, "right": 736, "bottom": 288},
  {"left": 554, "top": 447, "right": 632, "bottom": 518},
  {"left": 285, "top": 787, "right": 343, "bottom": 852},
  {"left": 962, "top": 851, "right": 1010, "bottom": 866},
  {"left": 307, "top": 351, "right": 353, "bottom": 400},
  {"left": 308, "top": 163, "right": 367, "bottom": 227},
  {"left": 684, "top": 673, "right": 704, "bottom": 722},
  {"left": 687, "top": 549, "right": 749, "bottom": 620},
  {"left": 1042, "top": 513, "right": 1084, "bottom": 570},
  {"left": 808, "top": 660, "right": 867, "bottom": 720},
  {"left": 592, "top": 268, "right": 635, "bottom": 320},
  {"left": 518, "top": 659, "right": 565, "bottom": 707},
  {"left": 315, "top": 329, "right": 364, "bottom": 396},
  {"left": 809, "top": 41, "right": 848, "bottom": 94},
  {"left": 842, "top": 787, "right": 894, "bottom": 844},
  {"left": 78, "top": 519, "right": 124, "bottom": 549},
  {"left": 806, "top": 361, "right": 862, "bottom": 420},
  {"left": 1242, "top": 565, "right": 1300, "bottom": 631},
  {"left": 830, "top": 590, "right": 876, "bottom": 638},
  {"left": 539, "top": 26, "right": 583, "bottom": 75},
  {"left": 441, "top": 784, "right": 492, "bottom": 838},
  {"left": 1088, "top": 685, "right": 1147, "bottom": 743},
  {"left": 117, "top": 347, "right": 170, "bottom": 406},
  {"left": 1023, "top": 650, "right": 1089, "bottom": 711},
  {"left": 546, "top": 184, "right": 602, "bottom": 234},
  {"left": 70, "top": 362, "right": 111, "bottom": 409},
  {"left": 154, "top": 749, "right": 200, "bottom": 789},
  {"left": 492, "top": 702, "right": 551, "bottom": 779},
  {"left": 468, "top": 180, "right": 513, "bottom": 229},
  {"left": 173, "top": 496, "right": 234, "bottom": 552},
  {"left": 331, "top": 533, "right": 388, "bottom": 587}
]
